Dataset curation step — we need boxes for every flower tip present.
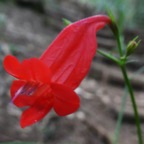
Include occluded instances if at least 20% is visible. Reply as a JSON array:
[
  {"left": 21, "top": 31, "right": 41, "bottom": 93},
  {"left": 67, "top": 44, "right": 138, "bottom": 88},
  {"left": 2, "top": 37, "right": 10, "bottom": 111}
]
[
  {"left": 3, "top": 55, "right": 12, "bottom": 67},
  {"left": 20, "top": 119, "right": 34, "bottom": 128},
  {"left": 20, "top": 122, "right": 26, "bottom": 128},
  {"left": 20, "top": 115, "right": 31, "bottom": 128},
  {"left": 3, "top": 55, "right": 16, "bottom": 63},
  {"left": 3, "top": 55, "right": 19, "bottom": 75},
  {"left": 55, "top": 99, "right": 80, "bottom": 117}
]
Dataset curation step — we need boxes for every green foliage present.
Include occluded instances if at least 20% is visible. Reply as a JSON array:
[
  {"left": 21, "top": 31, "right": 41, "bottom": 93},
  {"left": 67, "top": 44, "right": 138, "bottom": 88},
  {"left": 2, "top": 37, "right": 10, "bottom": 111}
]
[
  {"left": 80, "top": 0, "right": 144, "bottom": 29},
  {"left": 0, "top": 0, "right": 15, "bottom": 4},
  {"left": 87, "top": 0, "right": 135, "bottom": 30},
  {"left": 0, "top": 13, "right": 6, "bottom": 27},
  {"left": 134, "top": 0, "right": 144, "bottom": 28},
  {"left": 9, "top": 44, "right": 19, "bottom": 55},
  {"left": 62, "top": 18, "right": 72, "bottom": 26}
]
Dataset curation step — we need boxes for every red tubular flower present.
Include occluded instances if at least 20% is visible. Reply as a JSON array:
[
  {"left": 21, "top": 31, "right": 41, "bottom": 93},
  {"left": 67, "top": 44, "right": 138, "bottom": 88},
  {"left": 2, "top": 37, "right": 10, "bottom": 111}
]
[{"left": 3, "top": 15, "right": 111, "bottom": 128}]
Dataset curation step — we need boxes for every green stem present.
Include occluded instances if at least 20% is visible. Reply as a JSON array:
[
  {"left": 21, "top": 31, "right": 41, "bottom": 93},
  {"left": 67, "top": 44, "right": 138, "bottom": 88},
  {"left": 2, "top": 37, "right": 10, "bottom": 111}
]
[
  {"left": 109, "top": 21, "right": 123, "bottom": 57},
  {"left": 113, "top": 65, "right": 144, "bottom": 144},
  {"left": 112, "top": 87, "right": 128, "bottom": 144},
  {"left": 97, "top": 50, "right": 120, "bottom": 65},
  {"left": 113, "top": 22, "right": 143, "bottom": 144},
  {"left": 121, "top": 65, "right": 143, "bottom": 144},
  {"left": 116, "top": 33, "right": 123, "bottom": 57}
]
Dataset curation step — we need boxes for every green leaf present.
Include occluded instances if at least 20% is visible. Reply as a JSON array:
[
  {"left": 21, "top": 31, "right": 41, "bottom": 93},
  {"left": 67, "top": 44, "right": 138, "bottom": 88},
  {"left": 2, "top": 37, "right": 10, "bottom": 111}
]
[{"left": 62, "top": 18, "right": 72, "bottom": 26}]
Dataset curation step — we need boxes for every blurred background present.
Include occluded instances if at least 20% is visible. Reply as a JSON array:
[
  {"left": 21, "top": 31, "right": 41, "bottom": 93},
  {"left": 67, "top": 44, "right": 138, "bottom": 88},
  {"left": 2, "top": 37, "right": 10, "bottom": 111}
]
[{"left": 0, "top": 0, "right": 144, "bottom": 144}]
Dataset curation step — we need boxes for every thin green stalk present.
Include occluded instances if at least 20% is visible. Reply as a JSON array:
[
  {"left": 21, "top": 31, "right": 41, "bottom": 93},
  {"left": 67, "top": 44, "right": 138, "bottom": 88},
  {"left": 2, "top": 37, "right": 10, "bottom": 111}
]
[
  {"left": 112, "top": 87, "right": 128, "bottom": 144},
  {"left": 116, "top": 33, "right": 123, "bottom": 57},
  {"left": 108, "top": 19, "right": 123, "bottom": 57},
  {"left": 121, "top": 65, "right": 143, "bottom": 144},
  {"left": 113, "top": 21, "right": 143, "bottom": 144},
  {"left": 97, "top": 50, "right": 119, "bottom": 64},
  {"left": 112, "top": 65, "right": 144, "bottom": 144}
]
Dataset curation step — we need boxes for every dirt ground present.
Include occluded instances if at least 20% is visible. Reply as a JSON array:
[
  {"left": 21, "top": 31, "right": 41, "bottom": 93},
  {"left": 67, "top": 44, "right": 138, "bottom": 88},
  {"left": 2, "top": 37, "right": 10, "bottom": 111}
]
[{"left": 0, "top": 1, "right": 144, "bottom": 144}]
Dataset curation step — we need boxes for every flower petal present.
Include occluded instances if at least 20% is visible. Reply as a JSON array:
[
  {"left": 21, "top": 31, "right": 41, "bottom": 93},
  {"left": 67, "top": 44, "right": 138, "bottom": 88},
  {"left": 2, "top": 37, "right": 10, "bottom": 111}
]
[
  {"left": 11, "top": 80, "right": 52, "bottom": 108},
  {"left": 20, "top": 96, "right": 53, "bottom": 128},
  {"left": 4, "top": 55, "right": 51, "bottom": 83},
  {"left": 10, "top": 80, "right": 26, "bottom": 99},
  {"left": 22, "top": 58, "right": 51, "bottom": 83},
  {"left": 40, "top": 15, "right": 110, "bottom": 89},
  {"left": 10, "top": 80, "right": 31, "bottom": 107},
  {"left": 3, "top": 55, "right": 26, "bottom": 79},
  {"left": 3, "top": 55, "right": 35, "bottom": 80},
  {"left": 52, "top": 83, "right": 80, "bottom": 116}
]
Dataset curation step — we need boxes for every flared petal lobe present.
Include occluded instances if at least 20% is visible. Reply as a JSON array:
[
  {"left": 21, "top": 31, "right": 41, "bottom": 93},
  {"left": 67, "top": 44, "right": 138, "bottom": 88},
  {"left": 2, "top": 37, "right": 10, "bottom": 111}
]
[
  {"left": 11, "top": 81, "right": 53, "bottom": 128},
  {"left": 4, "top": 55, "right": 25, "bottom": 79},
  {"left": 52, "top": 83, "right": 80, "bottom": 116},
  {"left": 40, "top": 15, "right": 111, "bottom": 89},
  {"left": 4, "top": 55, "right": 51, "bottom": 83},
  {"left": 20, "top": 97, "right": 53, "bottom": 128}
]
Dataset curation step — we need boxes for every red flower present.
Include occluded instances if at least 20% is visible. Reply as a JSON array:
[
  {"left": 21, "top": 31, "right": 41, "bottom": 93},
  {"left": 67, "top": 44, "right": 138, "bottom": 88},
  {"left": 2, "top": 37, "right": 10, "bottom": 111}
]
[{"left": 3, "top": 15, "right": 110, "bottom": 128}]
